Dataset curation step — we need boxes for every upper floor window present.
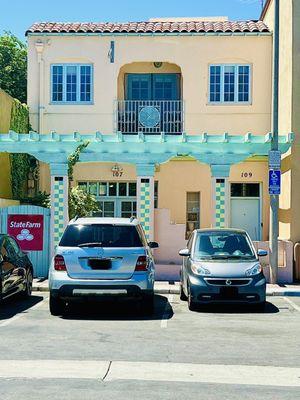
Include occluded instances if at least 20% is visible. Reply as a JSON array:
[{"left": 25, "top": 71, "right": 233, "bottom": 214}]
[
  {"left": 209, "top": 64, "right": 251, "bottom": 104},
  {"left": 51, "top": 64, "right": 93, "bottom": 104}
]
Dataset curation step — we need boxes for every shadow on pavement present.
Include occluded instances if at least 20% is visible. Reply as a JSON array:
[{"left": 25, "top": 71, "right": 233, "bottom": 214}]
[
  {"left": 192, "top": 301, "right": 279, "bottom": 314},
  {"left": 61, "top": 294, "right": 174, "bottom": 321},
  {"left": 0, "top": 295, "right": 44, "bottom": 320}
]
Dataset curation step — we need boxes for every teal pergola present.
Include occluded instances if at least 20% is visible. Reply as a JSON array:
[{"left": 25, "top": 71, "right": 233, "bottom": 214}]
[{"left": 0, "top": 131, "right": 293, "bottom": 254}]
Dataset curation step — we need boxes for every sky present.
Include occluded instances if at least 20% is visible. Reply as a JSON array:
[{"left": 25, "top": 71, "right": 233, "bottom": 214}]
[{"left": 0, "top": 0, "right": 265, "bottom": 41}]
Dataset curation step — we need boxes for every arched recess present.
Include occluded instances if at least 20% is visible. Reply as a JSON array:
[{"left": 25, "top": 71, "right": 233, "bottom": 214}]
[{"left": 117, "top": 62, "right": 183, "bottom": 100}]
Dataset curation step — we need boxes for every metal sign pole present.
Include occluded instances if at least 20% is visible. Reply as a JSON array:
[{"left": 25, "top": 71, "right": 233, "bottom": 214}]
[{"left": 269, "top": 0, "right": 280, "bottom": 284}]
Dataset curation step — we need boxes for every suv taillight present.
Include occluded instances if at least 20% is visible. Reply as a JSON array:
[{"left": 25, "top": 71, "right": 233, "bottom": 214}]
[
  {"left": 135, "top": 256, "right": 148, "bottom": 271},
  {"left": 54, "top": 255, "right": 67, "bottom": 271}
]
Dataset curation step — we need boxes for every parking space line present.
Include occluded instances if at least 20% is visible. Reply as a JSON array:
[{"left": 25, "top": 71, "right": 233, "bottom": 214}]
[
  {"left": 0, "top": 296, "right": 48, "bottom": 328},
  {"left": 160, "top": 294, "right": 173, "bottom": 329},
  {"left": 283, "top": 297, "right": 300, "bottom": 312},
  {"left": 106, "top": 361, "right": 300, "bottom": 387}
]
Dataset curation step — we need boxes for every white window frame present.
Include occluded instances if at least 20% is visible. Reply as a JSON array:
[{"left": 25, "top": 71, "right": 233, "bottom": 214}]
[
  {"left": 50, "top": 63, "right": 93, "bottom": 104},
  {"left": 208, "top": 64, "right": 252, "bottom": 105}
]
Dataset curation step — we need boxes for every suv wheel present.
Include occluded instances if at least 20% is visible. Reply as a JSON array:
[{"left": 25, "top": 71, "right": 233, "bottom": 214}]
[
  {"left": 49, "top": 294, "right": 65, "bottom": 316},
  {"left": 141, "top": 293, "right": 154, "bottom": 316},
  {"left": 253, "top": 301, "right": 266, "bottom": 312}
]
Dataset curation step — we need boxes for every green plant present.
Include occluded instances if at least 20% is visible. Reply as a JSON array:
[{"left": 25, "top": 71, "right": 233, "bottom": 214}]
[
  {"left": 0, "top": 32, "right": 27, "bottom": 103},
  {"left": 68, "top": 141, "right": 89, "bottom": 180},
  {"left": 9, "top": 97, "right": 35, "bottom": 199},
  {"left": 10, "top": 97, "right": 29, "bottom": 132},
  {"left": 19, "top": 191, "right": 50, "bottom": 208},
  {"left": 10, "top": 154, "right": 31, "bottom": 198},
  {"left": 68, "top": 186, "right": 99, "bottom": 219}
]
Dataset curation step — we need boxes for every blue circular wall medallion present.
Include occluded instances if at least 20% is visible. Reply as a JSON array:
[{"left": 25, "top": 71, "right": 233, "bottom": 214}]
[{"left": 139, "top": 106, "right": 160, "bottom": 128}]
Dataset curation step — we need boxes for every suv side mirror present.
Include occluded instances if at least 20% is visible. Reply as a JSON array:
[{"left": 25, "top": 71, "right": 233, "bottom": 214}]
[
  {"left": 148, "top": 242, "right": 159, "bottom": 249},
  {"left": 257, "top": 249, "right": 268, "bottom": 257},
  {"left": 179, "top": 248, "right": 191, "bottom": 257}
]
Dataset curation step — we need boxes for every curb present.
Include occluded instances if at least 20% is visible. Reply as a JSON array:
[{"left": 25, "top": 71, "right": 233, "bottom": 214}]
[
  {"left": 33, "top": 285, "right": 300, "bottom": 297},
  {"left": 267, "top": 291, "right": 300, "bottom": 297}
]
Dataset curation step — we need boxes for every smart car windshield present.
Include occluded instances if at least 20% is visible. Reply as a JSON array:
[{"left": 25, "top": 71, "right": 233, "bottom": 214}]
[{"left": 193, "top": 231, "right": 256, "bottom": 261}]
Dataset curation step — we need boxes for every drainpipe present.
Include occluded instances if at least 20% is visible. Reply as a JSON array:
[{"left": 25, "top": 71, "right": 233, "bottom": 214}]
[
  {"left": 269, "top": 0, "right": 280, "bottom": 284},
  {"left": 35, "top": 41, "right": 45, "bottom": 133}
]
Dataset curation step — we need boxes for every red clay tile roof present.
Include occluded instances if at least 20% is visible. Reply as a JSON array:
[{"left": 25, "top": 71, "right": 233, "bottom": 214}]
[{"left": 26, "top": 21, "right": 270, "bottom": 35}]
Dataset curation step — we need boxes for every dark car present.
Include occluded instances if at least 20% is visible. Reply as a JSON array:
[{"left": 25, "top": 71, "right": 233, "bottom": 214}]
[{"left": 0, "top": 234, "right": 33, "bottom": 301}]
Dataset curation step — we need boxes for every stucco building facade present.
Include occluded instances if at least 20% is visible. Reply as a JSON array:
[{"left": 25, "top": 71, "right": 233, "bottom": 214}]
[{"left": 22, "top": 17, "right": 292, "bottom": 263}]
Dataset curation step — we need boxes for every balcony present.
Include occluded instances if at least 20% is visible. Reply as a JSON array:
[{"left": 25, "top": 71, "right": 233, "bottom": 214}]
[{"left": 115, "top": 100, "right": 184, "bottom": 135}]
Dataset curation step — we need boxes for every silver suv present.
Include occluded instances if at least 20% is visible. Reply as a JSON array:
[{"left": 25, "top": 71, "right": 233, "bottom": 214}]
[{"left": 48, "top": 217, "right": 158, "bottom": 316}]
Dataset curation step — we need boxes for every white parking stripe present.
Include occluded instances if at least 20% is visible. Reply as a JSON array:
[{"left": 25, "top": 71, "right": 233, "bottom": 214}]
[
  {"left": 283, "top": 297, "right": 300, "bottom": 312},
  {"left": 160, "top": 294, "right": 173, "bottom": 328},
  {"left": 0, "top": 360, "right": 109, "bottom": 379},
  {"left": 106, "top": 361, "right": 300, "bottom": 387},
  {"left": 0, "top": 296, "right": 48, "bottom": 327}
]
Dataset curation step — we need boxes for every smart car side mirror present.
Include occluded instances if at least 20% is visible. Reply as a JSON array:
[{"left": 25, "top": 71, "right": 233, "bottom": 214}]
[
  {"left": 148, "top": 242, "right": 159, "bottom": 249},
  {"left": 179, "top": 248, "right": 191, "bottom": 257},
  {"left": 257, "top": 249, "right": 268, "bottom": 257}
]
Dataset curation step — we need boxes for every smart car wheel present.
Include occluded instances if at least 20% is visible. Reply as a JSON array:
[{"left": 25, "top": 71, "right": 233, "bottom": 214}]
[
  {"left": 187, "top": 286, "right": 198, "bottom": 312},
  {"left": 49, "top": 294, "right": 65, "bottom": 316},
  {"left": 180, "top": 283, "right": 188, "bottom": 301}
]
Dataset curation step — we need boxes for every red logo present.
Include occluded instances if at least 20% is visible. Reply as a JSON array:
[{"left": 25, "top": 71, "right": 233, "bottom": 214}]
[{"left": 7, "top": 214, "right": 44, "bottom": 251}]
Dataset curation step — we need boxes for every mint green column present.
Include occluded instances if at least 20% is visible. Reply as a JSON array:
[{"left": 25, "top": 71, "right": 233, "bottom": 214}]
[
  {"left": 211, "top": 165, "right": 231, "bottom": 229},
  {"left": 136, "top": 164, "right": 155, "bottom": 241},
  {"left": 215, "top": 179, "right": 226, "bottom": 228},
  {"left": 50, "top": 163, "right": 69, "bottom": 256}
]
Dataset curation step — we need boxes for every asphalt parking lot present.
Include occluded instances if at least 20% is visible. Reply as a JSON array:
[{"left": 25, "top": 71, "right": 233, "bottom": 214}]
[{"left": 0, "top": 293, "right": 299, "bottom": 400}]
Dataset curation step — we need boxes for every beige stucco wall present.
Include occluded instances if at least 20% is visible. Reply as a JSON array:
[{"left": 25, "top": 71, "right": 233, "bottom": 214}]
[
  {"left": 0, "top": 198, "right": 19, "bottom": 207},
  {"left": 290, "top": 0, "right": 300, "bottom": 248},
  {"left": 27, "top": 33, "right": 272, "bottom": 135},
  {"left": 263, "top": 0, "right": 300, "bottom": 246}
]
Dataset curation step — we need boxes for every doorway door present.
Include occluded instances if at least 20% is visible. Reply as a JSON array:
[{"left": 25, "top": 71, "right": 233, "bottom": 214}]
[
  {"left": 230, "top": 183, "right": 262, "bottom": 241},
  {"left": 126, "top": 73, "right": 180, "bottom": 101}
]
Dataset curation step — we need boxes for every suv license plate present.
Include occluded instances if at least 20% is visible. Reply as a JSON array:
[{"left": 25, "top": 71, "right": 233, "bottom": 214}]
[{"left": 88, "top": 258, "right": 112, "bottom": 270}]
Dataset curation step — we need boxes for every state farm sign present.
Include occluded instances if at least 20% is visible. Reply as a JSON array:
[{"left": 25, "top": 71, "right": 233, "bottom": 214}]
[{"left": 7, "top": 214, "right": 44, "bottom": 251}]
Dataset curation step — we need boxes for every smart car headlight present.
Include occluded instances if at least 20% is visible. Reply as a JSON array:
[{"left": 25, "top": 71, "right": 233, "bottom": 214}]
[
  {"left": 191, "top": 264, "right": 211, "bottom": 276},
  {"left": 245, "top": 263, "right": 262, "bottom": 276}
]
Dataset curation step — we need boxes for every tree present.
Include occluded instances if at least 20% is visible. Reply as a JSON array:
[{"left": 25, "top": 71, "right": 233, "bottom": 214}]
[
  {"left": 69, "top": 186, "right": 99, "bottom": 219},
  {"left": 0, "top": 32, "right": 27, "bottom": 103}
]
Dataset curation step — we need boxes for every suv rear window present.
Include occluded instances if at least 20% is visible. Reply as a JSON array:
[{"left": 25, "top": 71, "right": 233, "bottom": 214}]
[{"left": 59, "top": 224, "right": 143, "bottom": 248}]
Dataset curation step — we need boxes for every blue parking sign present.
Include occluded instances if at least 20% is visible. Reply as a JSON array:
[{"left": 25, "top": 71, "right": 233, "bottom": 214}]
[{"left": 269, "top": 170, "right": 281, "bottom": 195}]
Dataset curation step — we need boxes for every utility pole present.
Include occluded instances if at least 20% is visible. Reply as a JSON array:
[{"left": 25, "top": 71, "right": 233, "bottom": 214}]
[{"left": 269, "top": 0, "right": 280, "bottom": 284}]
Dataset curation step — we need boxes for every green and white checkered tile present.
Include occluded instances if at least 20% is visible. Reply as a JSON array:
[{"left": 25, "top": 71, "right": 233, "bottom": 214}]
[
  {"left": 139, "top": 180, "right": 151, "bottom": 239},
  {"left": 215, "top": 180, "right": 226, "bottom": 228},
  {"left": 53, "top": 179, "right": 65, "bottom": 246}
]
